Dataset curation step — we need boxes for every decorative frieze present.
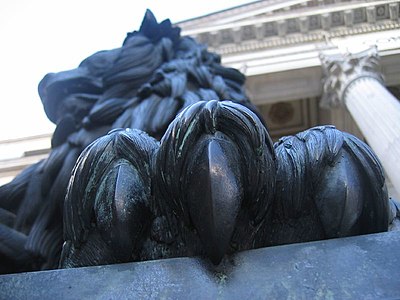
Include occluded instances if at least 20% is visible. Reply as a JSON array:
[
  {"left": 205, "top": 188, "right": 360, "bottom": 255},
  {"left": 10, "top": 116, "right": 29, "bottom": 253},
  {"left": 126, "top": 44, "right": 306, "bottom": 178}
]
[
  {"left": 184, "top": 1, "right": 400, "bottom": 54},
  {"left": 376, "top": 4, "right": 389, "bottom": 20},
  {"left": 264, "top": 22, "right": 278, "bottom": 37},
  {"left": 353, "top": 8, "right": 366, "bottom": 23},
  {"left": 309, "top": 15, "right": 321, "bottom": 29}
]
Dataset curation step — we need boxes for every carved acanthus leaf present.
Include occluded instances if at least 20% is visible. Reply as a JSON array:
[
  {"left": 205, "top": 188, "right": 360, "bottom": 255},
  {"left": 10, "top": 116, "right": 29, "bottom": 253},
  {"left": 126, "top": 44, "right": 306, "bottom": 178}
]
[{"left": 319, "top": 46, "right": 384, "bottom": 108}]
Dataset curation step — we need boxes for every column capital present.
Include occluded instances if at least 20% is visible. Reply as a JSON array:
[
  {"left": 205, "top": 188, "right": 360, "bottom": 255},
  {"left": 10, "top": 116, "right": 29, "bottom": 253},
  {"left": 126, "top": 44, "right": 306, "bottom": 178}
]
[{"left": 319, "top": 47, "right": 384, "bottom": 108}]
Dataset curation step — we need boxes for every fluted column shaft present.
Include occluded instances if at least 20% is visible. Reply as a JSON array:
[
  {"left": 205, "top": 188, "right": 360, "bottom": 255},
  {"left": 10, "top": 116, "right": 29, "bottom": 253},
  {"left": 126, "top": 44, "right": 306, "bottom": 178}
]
[
  {"left": 344, "top": 77, "right": 400, "bottom": 193},
  {"left": 320, "top": 47, "right": 400, "bottom": 195}
]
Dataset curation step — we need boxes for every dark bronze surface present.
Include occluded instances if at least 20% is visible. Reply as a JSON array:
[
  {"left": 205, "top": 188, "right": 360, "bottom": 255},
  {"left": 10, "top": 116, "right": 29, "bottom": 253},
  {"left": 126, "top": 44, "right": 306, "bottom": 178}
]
[{"left": 0, "top": 10, "right": 394, "bottom": 274}]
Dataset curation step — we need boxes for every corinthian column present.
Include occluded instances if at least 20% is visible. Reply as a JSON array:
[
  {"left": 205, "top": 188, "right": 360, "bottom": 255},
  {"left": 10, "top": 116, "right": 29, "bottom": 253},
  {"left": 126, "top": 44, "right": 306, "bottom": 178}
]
[{"left": 320, "top": 47, "right": 400, "bottom": 196}]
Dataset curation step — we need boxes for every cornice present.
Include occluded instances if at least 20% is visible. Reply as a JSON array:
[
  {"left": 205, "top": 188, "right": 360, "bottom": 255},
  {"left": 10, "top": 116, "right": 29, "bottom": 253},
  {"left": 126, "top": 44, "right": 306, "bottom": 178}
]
[
  {"left": 218, "top": 23, "right": 399, "bottom": 55},
  {"left": 175, "top": 0, "right": 268, "bottom": 29},
  {"left": 179, "top": 1, "right": 400, "bottom": 55},
  {"left": 177, "top": 0, "right": 382, "bottom": 29},
  {"left": 178, "top": 0, "right": 319, "bottom": 29}
]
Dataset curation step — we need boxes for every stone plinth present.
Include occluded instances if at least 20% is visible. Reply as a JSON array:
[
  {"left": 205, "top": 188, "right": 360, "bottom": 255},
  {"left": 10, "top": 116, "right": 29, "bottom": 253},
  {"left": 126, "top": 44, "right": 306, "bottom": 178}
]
[{"left": 1, "top": 231, "right": 400, "bottom": 299}]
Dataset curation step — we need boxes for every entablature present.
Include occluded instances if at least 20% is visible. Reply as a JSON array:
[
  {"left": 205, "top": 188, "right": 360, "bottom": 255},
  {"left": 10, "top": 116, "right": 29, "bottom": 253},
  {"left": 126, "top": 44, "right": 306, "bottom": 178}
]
[{"left": 179, "top": 0, "right": 400, "bottom": 56}]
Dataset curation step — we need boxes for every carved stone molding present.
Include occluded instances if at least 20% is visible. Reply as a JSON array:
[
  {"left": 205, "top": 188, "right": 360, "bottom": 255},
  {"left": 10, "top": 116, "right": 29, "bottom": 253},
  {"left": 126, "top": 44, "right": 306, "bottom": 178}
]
[
  {"left": 180, "top": 1, "right": 400, "bottom": 55},
  {"left": 319, "top": 46, "right": 384, "bottom": 108}
]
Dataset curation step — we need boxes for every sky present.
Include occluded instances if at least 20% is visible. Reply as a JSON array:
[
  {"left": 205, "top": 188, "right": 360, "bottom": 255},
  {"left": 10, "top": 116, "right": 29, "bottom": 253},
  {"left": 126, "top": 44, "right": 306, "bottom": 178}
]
[{"left": 0, "top": 0, "right": 253, "bottom": 140}]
